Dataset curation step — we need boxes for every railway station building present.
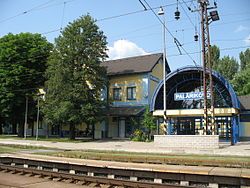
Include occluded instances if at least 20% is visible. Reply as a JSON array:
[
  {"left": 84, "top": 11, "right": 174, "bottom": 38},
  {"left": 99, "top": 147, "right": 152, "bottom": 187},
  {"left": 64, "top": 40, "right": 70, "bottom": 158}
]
[
  {"left": 101, "top": 54, "right": 250, "bottom": 143},
  {"left": 2, "top": 53, "right": 249, "bottom": 142},
  {"left": 76, "top": 54, "right": 250, "bottom": 142}
]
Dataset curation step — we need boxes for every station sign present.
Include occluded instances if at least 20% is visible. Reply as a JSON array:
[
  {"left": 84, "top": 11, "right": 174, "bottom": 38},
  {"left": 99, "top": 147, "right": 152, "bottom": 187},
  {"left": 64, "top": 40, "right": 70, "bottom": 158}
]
[{"left": 174, "top": 92, "right": 211, "bottom": 101}]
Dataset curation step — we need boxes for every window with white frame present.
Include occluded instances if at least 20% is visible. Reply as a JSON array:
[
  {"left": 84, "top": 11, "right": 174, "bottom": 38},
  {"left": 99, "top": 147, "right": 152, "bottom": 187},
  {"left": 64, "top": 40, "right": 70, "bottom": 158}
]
[
  {"left": 127, "top": 87, "right": 136, "bottom": 100},
  {"left": 113, "top": 88, "right": 122, "bottom": 101}
]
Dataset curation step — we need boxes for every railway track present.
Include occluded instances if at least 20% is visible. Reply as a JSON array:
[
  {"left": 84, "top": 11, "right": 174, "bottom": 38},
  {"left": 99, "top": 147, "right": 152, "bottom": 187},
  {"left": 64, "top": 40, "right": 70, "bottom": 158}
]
[
  {"left": 0, "top": 164, "right": 189, "bottom": 188},
  {"left": 0, "top": 155, "right": 249, "bottom": 187}
]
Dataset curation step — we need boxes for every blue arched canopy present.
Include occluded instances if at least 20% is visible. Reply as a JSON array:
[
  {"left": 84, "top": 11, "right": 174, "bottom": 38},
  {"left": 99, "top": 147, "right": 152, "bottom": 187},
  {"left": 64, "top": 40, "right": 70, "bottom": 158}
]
[{"left": 150, "top": 66, "right": 240, "bottom": 111}]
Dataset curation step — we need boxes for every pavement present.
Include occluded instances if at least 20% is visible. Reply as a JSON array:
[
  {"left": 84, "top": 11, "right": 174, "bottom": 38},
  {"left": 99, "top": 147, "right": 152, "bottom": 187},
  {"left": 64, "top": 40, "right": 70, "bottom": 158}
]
[{"left": 0, "top": 138, "right": 250, "bottom": 157}]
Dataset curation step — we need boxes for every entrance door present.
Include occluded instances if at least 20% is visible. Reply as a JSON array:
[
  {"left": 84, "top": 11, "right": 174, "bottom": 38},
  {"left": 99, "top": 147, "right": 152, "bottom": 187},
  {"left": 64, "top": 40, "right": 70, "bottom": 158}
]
[
  {"left": 177, "top": 118, "right": 195, "bottom": 135},
  {"left": 119, "top": 119, "right": 125, "bottom": 138}
]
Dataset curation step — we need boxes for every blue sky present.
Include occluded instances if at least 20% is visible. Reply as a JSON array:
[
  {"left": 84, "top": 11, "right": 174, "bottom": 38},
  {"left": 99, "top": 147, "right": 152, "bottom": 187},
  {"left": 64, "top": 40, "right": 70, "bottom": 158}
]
[{"left": 1, "top": 0, "right": 250, "bottom": 70}]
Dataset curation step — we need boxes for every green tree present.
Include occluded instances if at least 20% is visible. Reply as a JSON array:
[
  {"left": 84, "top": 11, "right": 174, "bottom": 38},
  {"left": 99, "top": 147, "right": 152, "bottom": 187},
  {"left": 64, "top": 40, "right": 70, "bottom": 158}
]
[
  {"left": 210, "top": 45, "right": 220, "bottom": 70},
  {"left": 42, "top": 15, "right": 108, "bottom": 140},
  {"left": 141, "top": 107, "right": 156, "bottom": 141},
  {"left": 232, "top": 67, "right": 250, "bottom": 95},
  {"left": 232, "top": 48, "right": 250, "bottom": 95},
  {"left": 239, "top": 48, "right": 250, "bottom": 70},
  {"left": 0, "top": 33, "right": 52, "bottom": 136},
  {"left": 215, "top": 56, "right": 239, "bottom": 81}
]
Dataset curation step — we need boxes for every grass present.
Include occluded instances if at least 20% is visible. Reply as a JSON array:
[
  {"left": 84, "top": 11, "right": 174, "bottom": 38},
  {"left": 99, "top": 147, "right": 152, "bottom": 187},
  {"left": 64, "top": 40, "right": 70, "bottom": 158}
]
[
  {"left": 0, "top": 145, "right": 21, "bottom": 154},
  {"left": 0, "top": 134, "right": 91, "bottom": 143},
  {"left": 0, "top": 144, "right": 54, "bottom": 154},
  {"left": 37, "top": 149, "right": 250, "bottom": 168}
]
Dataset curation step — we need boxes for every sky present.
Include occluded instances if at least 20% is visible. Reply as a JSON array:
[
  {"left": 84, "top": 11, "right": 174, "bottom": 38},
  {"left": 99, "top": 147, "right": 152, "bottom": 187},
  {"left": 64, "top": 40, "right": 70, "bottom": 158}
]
[{"left": 1, "top": 0, "right": 250, "bottom": 71}]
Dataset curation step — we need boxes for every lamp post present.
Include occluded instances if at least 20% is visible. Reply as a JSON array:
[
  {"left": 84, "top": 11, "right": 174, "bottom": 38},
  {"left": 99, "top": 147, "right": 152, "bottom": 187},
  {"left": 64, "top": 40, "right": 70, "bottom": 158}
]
[
  {"left": 36, "top": 96, "right": 40, "bottom": 140},
  {"left": 24, "top": 96, "right": 28, "bottom": 139},
  {"left": 36, "top": 89, "right": 45, "bottom": 140},
  {"left": 158, "top": 6, "right": 167, "bottom": 133}
]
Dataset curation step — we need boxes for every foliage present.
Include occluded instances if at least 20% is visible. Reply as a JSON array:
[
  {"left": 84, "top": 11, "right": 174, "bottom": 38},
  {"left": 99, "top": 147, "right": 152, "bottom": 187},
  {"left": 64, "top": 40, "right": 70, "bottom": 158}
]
[
  {"left": 141, "top": 107, "right": 156, "bottom": 141},
  {"left": 131, "top": 129, "right": 147, "bottom": 142},
  {"left": 216, "top": 56, "right": 239, "bottom": 81},
  {"left": 210, "top": 45, "right": 220, "bottom": 70},
  {"left": 0, "top": 33, "right": 52, "bottom": 136},
  {"left": 42, "top": 15, "right": 108, "bottom": 140},
  {"left": 232, "top": 66, "right": 250, "bottom": 95},
  {"left": 209, "top": 46, "right": 250, "bottom": 95},
  {"left": 239, "top": 48, "right": 250, "bottom": 70},
  {"left": 232, "top": 48, "right": 250, "bottom": 95}
]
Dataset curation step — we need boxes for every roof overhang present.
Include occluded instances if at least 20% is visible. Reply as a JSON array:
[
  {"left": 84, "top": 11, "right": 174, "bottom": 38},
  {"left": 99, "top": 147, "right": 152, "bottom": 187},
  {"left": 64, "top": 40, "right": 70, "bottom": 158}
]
[
  {"left": 107, "top": 106, "right": 145, "bottom": 116},
  {"left": 153, "top": 108, "right": 239, "bottom": 117}
]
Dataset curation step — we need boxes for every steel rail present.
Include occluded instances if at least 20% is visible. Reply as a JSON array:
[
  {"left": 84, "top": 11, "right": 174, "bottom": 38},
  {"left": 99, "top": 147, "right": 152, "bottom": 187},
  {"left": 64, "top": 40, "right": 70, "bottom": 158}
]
[{"left": 0, "top": 164, "right": 191, "bottom": 188}]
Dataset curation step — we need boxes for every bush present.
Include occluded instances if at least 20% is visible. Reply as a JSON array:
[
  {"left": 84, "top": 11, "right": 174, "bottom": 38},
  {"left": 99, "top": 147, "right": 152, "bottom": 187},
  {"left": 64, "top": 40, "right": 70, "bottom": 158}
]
[{"left": 130, "top": 129, "right": 147, "bottom": 142}]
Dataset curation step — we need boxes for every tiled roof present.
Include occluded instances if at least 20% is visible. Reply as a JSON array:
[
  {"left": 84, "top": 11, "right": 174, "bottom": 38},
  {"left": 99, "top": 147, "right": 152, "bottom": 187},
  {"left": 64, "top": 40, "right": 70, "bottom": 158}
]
[
  {"left": 238, "top": 95, "right": 250, "bottom": 110},
  {"left": 102, "top": 53, "right": 166, "bottom": 76}
]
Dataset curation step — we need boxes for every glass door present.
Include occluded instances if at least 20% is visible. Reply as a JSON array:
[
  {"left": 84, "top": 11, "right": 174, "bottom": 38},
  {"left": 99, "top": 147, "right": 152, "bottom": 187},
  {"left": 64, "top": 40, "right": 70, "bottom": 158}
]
[{"left": 176, "top": 118, "right": 195, "bottom": 135}]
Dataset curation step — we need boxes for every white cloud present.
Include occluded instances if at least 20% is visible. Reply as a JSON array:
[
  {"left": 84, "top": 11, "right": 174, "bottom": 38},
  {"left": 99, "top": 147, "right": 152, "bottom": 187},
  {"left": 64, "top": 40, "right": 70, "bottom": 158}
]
[
  {"left": 235, "top": 25, "right": 248, "bottom": 33},
  {"left": 244, "top": 34, "right": 250, "bottom": 45},
  {"left": 107, "top": 39, "right": 148, "bottom": 60}
]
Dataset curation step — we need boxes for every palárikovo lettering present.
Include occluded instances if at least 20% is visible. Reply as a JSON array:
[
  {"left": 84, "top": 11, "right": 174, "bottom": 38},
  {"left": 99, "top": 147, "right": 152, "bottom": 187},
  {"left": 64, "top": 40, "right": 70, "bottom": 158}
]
[{"left": 174, "top": 92, "right": 211, "bottom": 101}]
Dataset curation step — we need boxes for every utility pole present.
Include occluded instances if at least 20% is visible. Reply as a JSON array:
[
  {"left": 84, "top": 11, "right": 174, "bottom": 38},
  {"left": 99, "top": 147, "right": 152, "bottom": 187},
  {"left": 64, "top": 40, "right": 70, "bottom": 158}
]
[
  {"left": 36, "top": 96, "right": 40, "bottom": 140},
  {"left": 24, "top": 96, "right": 28, "bottom": 139},
  {"left": 198, "top": 0, "right": 219, "bottom": 135},
  {"left": 200, "top": 0, "right": 209, "bottom": 134},
  {"left": 158, "top": 6, "right": 167, "bottom": 134}
]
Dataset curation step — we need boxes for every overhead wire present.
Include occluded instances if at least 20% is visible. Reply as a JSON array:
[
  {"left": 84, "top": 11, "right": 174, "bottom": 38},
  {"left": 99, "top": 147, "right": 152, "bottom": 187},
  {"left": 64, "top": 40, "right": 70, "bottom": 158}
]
[
  {"left": 1, "top": 0, "right": 249, "bottom": 63},
  {"left": 10, "top": 0, "right": 246, "bottom": 39},
  {"left": 0, "top": 0, "right": 57, "bottom": 24},
  {"left": 166, "top": 45, "right": 250, "bottom": 57},
  {"left": 96, "top": 1, "right": 195, "bottom": 22},
  {"left": 108, "top": 15, "right": 250, "bottom": 45},
  {"left": 141, "top": 0, "right": 199, "bottom": 67},
  {"left": 180, "top": 0, "right": 196, "bottom": 28}
]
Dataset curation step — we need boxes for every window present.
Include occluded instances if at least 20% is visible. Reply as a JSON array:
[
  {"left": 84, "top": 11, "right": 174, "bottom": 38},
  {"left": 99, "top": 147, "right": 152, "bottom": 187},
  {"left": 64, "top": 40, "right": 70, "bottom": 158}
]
[
  {"left": 113, "top": 88, "right": 121, "bottom": 101},
  {"left": 127, "top": 87, "right": 136, "bottom": 100}
]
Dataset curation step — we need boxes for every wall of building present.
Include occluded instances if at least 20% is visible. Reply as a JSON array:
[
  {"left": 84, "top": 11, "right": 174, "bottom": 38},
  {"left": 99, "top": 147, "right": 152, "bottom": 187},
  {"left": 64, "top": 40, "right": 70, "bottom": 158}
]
[
  {"left": 109, "top": 73, "right": 148, "bottom": 106},
  {"left": 149, "top": 60, "right": 163, "bottom": 103},
  {"left": 239, "top": 111, "right": 250, "bottom": 140},
  {"left": 240, "top": 122, "right": 250, "bottom": 140}
]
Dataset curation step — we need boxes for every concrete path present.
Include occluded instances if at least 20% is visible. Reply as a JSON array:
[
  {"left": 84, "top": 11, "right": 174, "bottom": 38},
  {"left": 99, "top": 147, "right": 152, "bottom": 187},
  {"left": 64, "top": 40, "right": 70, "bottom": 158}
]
[{"left": 0, "top": 138, "right": 249, "bottom": 157}]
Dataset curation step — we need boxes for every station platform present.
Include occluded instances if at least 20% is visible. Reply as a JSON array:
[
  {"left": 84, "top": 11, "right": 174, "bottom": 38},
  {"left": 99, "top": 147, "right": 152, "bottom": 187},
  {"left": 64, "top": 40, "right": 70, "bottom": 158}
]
[
  {"left": 1, "top": 153, "right": 250, "bottom": 181},
  {"left": 0, "top": 154, "right": 250, "bottom": 185},
  {"left": 0, "top": 138, "right": 249, "bottom": 157}
]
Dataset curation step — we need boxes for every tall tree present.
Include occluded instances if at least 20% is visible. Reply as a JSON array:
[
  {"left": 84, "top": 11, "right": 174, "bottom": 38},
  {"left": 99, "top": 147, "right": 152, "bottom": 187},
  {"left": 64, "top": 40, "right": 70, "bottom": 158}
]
[
  {"left": 210, "top": 45, "right": 220, "bottom": 70},
  {"left": 42, "top": 15, "right": 108, "bottom": 140},
  {"left": 239, "top": 48, "right": 250, "bottom": 70},
  {"left": 232, "top": 67, "right": 250, "bottom": 96},
  {"left": 0, "top": 33, "right": 52, "bottom": 136},
  {"left": 215, "top": 56, "right": 239, "bottom": 81},
  {"left": 232, "top": 48, "right": 250, "bottom": 95}
]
